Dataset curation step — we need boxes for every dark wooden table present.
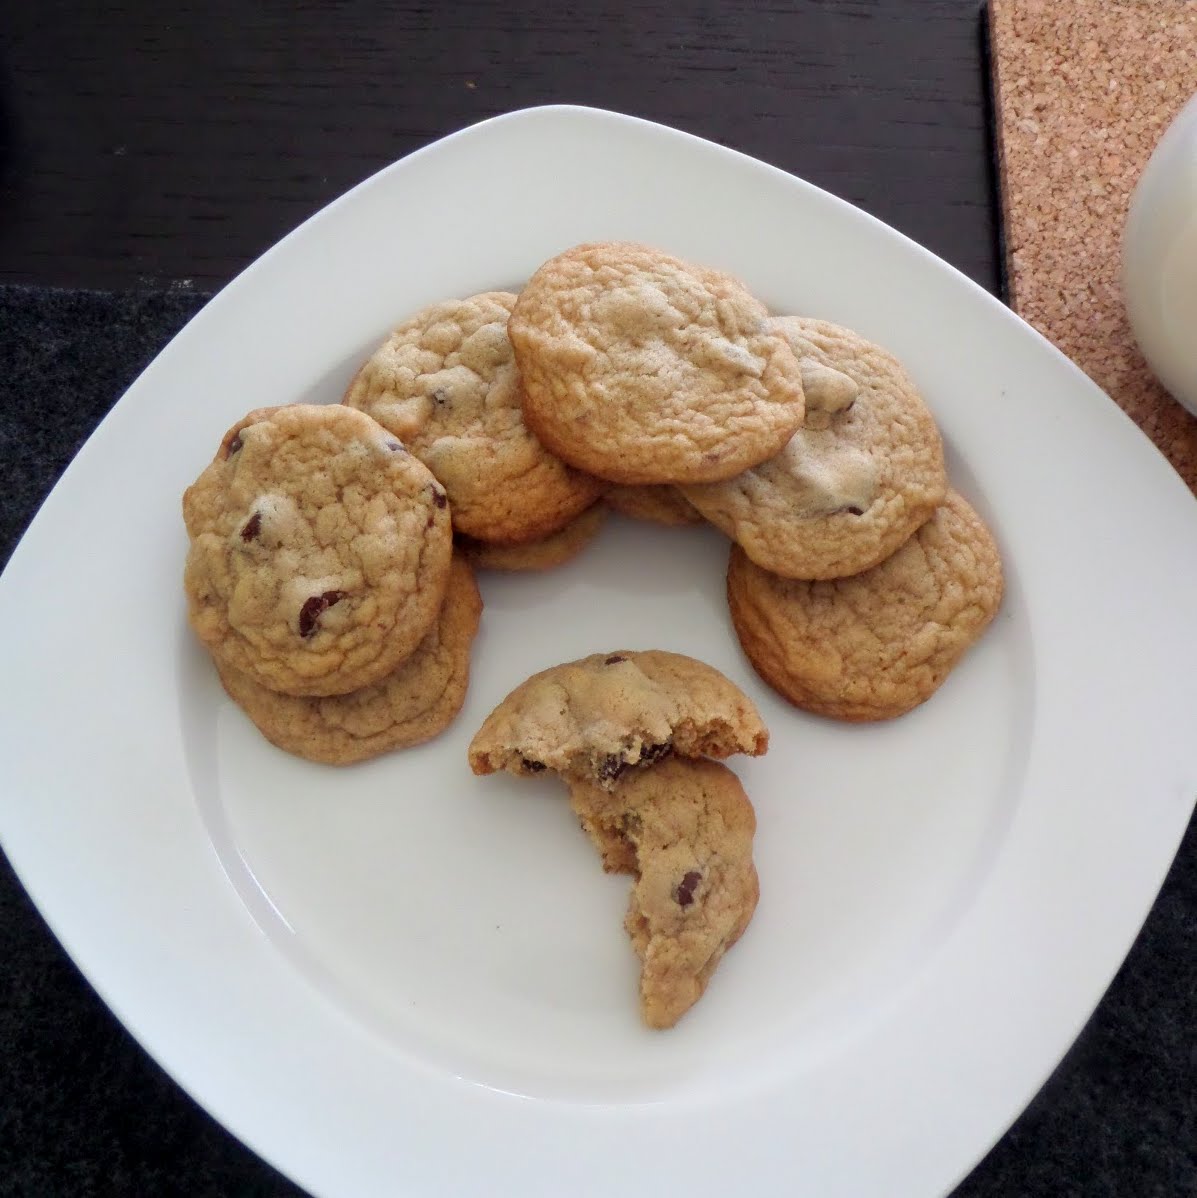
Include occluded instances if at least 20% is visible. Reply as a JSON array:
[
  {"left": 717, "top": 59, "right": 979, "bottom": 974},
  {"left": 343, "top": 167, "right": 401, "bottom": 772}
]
[
  {"left": 1, "top": 0, "right": 999, "bottom": 294},
  {"left": 2, "top": 3, "right": 1194, "bottom": 1197}
]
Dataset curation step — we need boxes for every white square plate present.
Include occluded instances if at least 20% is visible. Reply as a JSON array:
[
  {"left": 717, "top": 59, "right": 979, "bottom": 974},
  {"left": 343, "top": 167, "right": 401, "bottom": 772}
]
[{"left": 3, "top": 106, "right": 1196, "bottom": 1198}]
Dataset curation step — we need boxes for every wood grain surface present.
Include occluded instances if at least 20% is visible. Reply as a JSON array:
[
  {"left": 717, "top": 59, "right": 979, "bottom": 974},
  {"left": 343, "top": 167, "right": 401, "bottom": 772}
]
[{"left": 0, "top": 0, "right": 999, "bottom": 292}]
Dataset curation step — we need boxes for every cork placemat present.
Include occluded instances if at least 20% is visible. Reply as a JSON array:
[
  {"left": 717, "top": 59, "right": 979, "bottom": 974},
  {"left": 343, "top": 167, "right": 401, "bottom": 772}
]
[{"left": 988, "top": 0, "right": 1197, "bottom": 492}]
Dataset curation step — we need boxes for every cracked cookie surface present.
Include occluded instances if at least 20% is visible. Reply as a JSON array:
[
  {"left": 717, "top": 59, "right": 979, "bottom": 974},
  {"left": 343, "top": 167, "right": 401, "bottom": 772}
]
[
  {"left": 343, "top": 291, "right": 602, "bottom": 543},
  {"left": 215, "top": 554, "right": 482, "bottom": 764},
  {"left": 467, "top": 649, "right": 768, "bottom": 788},
  {"left": 727, "top": 491, "right": 1003, "bottom": 720},
  {"left": 683, "top": 318, "right": 947, "bottom": 580},
  {"left": 508, "top": 243, "right": 806, "bottom": 485},
  {"left": 457, "top": 502, "right": 605, "bottom": 571},
  {"left": 567, "top": 757, "right": 759, "bottom": 1029},
  {"left": 183, "top": 403, "right": 453, "bottom": 697}
]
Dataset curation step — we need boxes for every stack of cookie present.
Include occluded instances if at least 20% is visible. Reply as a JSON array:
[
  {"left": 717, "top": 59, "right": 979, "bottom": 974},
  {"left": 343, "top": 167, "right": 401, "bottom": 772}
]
[
  {"left": 502, "top": 243, "right": 1004, "bottom": 719},
  {"left": 182, "top": 403, "right": 482, "bottom": 764},
  {"left": 183, "top": 244, "right": 1003, "bottom": 747},
  {"left": 468, "top": 650, "right": 768, "bottom": 1029}
]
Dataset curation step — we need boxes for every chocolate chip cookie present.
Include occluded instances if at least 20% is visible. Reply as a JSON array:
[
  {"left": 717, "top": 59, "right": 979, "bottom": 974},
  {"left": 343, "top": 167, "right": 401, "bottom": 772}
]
[
  {"left": 343, "top": 291, "right": 602, "bottom": 543},
  {"left": 508, "top": 243, "right": 806, "bottom": 484},
  {"left": 468, "top": 649, "right": 768, "bottom": 788},
  {"left": 683, "top": 319, "right": 947, "bottom": 579},
  {"left": 727, "top": 491, "right": 1003, "bottom": 720},
  {"left": 568, "top": 757, "right": 759, "bottom": 1029},
  {"left": 215, "top": 554, "right": 482, "bottom": 764},
  {"left": 183, "top": 403, "right": 453, "bottom": 697}
]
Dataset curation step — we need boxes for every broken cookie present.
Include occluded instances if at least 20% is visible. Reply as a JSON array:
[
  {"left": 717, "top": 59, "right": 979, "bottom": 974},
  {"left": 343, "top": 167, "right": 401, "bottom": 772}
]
[
  {"left": 569, "top": 756, "right": 760, "bottom": 1029},
  {"left": 467, "top": 648, "right": 768, "bottom": 788}
]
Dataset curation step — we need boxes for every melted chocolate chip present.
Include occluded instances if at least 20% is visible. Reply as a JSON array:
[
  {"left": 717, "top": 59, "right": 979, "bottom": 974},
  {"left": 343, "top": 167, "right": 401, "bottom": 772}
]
[
  {"left": 240, "top": 512, "right": 262, "bottom": 542},
  {"left": 604, "top": 654, "right": 628, "bottom": 665},
  {"left": 386, "top": 439, "right": 406, "bottom": 453},
  {"left": 226, "top": 434, "right": 243, "bottom": 458},
  {"left": 639, "top": 741, "right": 673, "bottom": 767},
  {"left": 520, "top": 757, "right": 547, "bottom": 773},
  {"left": 675, "top": 870, "right": 702, "bottom": 908},
  {"left": 596, "top": 739, "right": 673, "bottom": 784},
  {"left": 431, "top": 487, "right": 448, "bottom": 509},
  {"left": 844, "top": 505, "right": 865, "bottom": 517},
  {"left": 597, "top": 754, "right": 630, "bottom": 784},
  {"left": 298, "top": 590, "right": 346, "bottom": 638}
]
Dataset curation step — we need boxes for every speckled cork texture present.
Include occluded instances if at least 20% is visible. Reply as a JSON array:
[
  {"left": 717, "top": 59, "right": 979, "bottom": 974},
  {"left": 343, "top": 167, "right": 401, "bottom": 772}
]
[{"left": 989, "top": 0, "right": 1197, "bottom": 491}]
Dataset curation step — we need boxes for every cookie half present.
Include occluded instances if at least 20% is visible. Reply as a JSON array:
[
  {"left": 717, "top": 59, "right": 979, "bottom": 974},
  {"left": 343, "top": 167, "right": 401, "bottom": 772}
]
[
  {"left": 183, "top": 404, "right": 453, "bottom": 697},
  {"left": 727, "top": 491, "right": 1003, "bottom": 720},
  {"left": 343, "top": 291, "right": 602, "bottom": 543},
  {"left": 682, "top": 318, "right": 947, "bottom": 580},
  {"left": 568, "top": 757, "right": 759, "bottom": 1029},
  {"left": 509, "top": 243, "right": 806, "bottom": 485},
  {"left": 216, "top": 555, "right": 482, "bottom": 764},
  {"left": 467, "top": 649, "right": 768, "bottom": 788}
]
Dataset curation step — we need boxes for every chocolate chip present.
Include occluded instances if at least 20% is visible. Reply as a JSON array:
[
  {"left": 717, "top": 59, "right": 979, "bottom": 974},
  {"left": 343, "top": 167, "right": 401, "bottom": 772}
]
[
  {"left": 240, "top": 512, "right": 262, "bottom": 542},
  {"left": 386, "top": 439, "right": 406, "bottom": 453},
  {"left": 675, "top": 870, "right": 702, "bottom": 908},
  {"left": 298, "top": 590, "right": 346, "bottom": 638},
  {"left": 596, "top": 739, "right": 672, "bottom": 784},
  {"left": 520, "top": 757, "right": 547, "bottom": 773},
  {"left": 597, "top": 754, "right": 630, "bottom": 784},
  {"left": 604, "top": 654, "right": 627, "bottom": 665},
  {"left": 430, "top": 487, "right": 448, "bottom": 509},
  {"left": 844, "top": 505, "right": 865, "bottom": 517},
  {"left": 638, "top": 741, "right": 672, "bottom": 767},
  {"left": 226, "top": 434, "right": 243, "bottom": 458},
  {"left": 431, "top": 388, "right": 449, "bottom": 407}
]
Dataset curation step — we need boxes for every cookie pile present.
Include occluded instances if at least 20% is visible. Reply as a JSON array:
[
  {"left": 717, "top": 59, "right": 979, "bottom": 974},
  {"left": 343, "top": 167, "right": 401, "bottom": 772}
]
[
  {"left": 499, "top": 242, "right": 1004, "bottom": 719},
  {"left": 468, "top": 650, "right": 768, "bottom": 1029},
  {"left": 182, "top": 403, "right": 482, "bottom": 764},
  {"left": 181, "top": 240, "right": 1006, "bottom": 1030}
]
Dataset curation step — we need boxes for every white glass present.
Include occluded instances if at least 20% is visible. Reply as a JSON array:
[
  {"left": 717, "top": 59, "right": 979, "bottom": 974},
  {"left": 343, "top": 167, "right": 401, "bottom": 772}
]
[{"left": 1123, "top": 93, "right": 1197, "bottom": 415}]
